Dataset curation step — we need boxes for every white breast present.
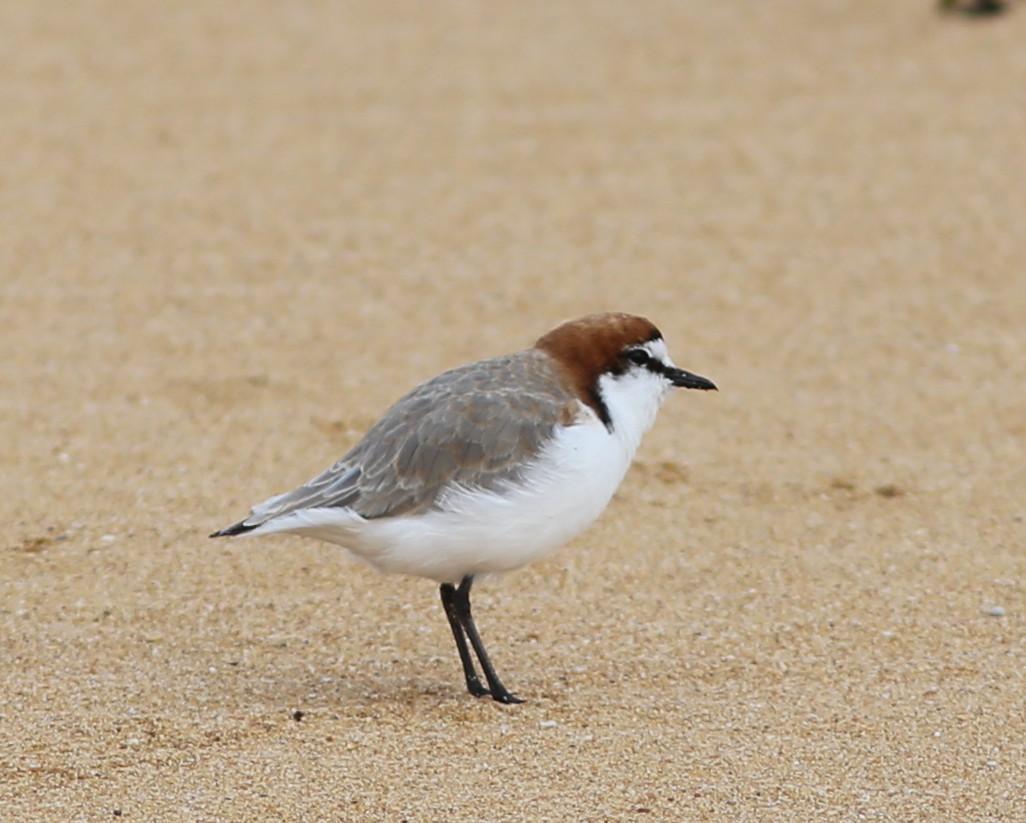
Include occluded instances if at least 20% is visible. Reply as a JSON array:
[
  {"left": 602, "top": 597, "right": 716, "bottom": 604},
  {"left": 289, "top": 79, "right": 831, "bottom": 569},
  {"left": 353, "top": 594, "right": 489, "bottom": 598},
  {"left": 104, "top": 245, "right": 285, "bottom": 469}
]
[{"left": 346, "top": 410, "right": 626, "bottom": 580}]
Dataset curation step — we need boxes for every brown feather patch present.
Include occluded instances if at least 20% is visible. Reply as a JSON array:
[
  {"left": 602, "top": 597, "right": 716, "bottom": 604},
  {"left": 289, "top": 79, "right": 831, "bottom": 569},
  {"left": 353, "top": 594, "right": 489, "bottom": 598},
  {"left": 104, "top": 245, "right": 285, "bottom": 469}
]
[{"left": 534, "top": 313, "right": 662, "bottom": 422}]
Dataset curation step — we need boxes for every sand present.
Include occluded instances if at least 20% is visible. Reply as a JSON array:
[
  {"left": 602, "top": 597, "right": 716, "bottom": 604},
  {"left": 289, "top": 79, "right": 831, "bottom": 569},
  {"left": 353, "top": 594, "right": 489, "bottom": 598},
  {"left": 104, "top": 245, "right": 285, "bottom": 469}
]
[{"left": 2, "top": 1, "right": 1025, "bottom": 819}]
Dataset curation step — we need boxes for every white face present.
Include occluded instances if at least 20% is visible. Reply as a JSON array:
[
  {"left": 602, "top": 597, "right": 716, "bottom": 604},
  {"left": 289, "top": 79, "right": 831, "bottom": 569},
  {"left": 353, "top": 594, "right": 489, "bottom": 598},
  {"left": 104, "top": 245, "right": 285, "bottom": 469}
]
[
  {"left": 621, "top": 338, "right": 681, "bottom": 393},
  {"left": 594, "top": 337, "right": 677, "bottom": 451}
]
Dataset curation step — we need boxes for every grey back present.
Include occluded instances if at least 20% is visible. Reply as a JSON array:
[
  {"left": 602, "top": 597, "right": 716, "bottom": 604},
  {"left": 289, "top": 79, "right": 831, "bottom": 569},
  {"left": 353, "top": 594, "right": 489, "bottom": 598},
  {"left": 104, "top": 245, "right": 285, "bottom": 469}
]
[{"left": 244, "top": 349, "right": 578, "bottom": 526}]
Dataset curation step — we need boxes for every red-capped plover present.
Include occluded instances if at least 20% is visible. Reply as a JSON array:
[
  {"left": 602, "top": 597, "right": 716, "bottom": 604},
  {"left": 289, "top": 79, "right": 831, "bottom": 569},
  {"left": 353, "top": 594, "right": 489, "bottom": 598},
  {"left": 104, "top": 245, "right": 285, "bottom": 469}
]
[{"left": 212, "top": 313, "right": 716, "bottom": 703}]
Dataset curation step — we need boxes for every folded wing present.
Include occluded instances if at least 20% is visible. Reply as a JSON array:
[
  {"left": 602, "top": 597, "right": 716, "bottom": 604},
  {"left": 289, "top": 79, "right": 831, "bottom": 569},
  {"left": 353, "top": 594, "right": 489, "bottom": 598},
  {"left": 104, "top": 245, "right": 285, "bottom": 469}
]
[{"left": 213, "top": 350, "right": 578, "bottom": 535}]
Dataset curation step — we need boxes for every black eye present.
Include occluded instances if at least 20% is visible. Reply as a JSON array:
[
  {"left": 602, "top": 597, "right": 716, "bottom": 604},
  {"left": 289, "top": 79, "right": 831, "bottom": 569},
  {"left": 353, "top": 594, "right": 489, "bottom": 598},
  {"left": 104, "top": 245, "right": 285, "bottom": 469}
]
[{"left": 626, "top": 349, "right": 650, "bottom": 366}]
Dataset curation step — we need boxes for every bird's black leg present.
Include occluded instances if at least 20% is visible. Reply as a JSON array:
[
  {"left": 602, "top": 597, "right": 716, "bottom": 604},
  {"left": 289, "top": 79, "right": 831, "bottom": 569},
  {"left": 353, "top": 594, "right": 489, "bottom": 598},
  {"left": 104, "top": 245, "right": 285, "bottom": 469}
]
[
  {"left": 439, "top": 583, "right": 489, "bottom": 697},
  {"left": 453, "top": 576, "right": 524, "bottom": 704}
]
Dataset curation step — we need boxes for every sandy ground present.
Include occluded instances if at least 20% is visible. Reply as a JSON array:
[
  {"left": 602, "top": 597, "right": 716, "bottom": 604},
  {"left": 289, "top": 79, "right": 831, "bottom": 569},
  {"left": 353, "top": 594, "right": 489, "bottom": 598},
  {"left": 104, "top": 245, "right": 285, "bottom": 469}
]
[{"left": 2, "top": 1, "right": 1025, "bottom": 820}]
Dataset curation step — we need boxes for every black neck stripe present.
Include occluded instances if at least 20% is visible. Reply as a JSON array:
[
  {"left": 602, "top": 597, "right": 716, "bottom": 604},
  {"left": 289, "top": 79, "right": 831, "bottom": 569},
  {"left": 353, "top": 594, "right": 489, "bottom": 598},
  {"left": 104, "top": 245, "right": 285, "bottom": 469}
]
[{"left": 589, "top": 385, "right": 613, "bottom": 430}]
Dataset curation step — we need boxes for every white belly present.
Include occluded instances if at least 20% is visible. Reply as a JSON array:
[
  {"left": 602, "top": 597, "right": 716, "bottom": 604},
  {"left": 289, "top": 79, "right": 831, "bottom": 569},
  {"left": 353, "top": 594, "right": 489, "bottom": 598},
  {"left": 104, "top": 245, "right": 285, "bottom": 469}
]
[{"left": 281, "top": 412, "right": 635, "bottom": 583}]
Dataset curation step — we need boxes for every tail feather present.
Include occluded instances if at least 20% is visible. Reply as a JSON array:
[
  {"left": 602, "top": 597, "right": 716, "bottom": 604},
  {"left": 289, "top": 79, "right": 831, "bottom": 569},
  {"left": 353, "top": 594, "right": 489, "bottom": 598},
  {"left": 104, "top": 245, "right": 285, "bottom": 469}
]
[{"left": 210, "top": 519, "right": 259, "bottom": 538}]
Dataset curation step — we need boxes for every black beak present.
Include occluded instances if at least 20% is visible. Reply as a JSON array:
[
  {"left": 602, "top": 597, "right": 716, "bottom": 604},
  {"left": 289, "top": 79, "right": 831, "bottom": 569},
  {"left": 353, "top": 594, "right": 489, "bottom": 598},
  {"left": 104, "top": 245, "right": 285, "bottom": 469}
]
[{"left": 667, "top": 368, "right": 717, "bottom": 391}]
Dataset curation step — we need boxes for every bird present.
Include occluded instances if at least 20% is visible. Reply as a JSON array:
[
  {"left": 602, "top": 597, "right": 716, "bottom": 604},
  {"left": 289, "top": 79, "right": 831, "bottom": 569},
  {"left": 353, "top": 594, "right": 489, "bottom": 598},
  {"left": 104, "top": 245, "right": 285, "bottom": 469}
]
[
  {"left": 211, "top": 313, "right": 716, "bottom": 703},
  {"left": 938, "top": 0, "right": 1007, "bottom": 16}
]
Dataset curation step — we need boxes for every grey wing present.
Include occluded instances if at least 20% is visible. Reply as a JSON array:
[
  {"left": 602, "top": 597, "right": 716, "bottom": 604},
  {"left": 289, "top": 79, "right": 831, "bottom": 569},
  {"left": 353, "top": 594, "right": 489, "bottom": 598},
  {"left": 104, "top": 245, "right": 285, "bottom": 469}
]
[
  {"left": 235, "top": 351, "right": 577, "bottom": 528},
  {"left": 240, "top": 461, "right": 364, "bottom": 527}
]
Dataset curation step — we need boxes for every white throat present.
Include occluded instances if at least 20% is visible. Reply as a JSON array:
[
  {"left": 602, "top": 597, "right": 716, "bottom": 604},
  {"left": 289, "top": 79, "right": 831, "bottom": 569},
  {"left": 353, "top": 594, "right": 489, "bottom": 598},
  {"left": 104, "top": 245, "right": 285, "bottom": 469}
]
[{"left": 595, "top": 366, "right": 669, "bottom": 459}]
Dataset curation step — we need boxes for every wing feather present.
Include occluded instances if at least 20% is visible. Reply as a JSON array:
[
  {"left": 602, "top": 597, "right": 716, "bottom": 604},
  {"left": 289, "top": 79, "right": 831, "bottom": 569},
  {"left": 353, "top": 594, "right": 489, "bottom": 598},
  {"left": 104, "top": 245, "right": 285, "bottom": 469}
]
[{"left": 236, "top": 350, "right": 579, "bottom": 528}]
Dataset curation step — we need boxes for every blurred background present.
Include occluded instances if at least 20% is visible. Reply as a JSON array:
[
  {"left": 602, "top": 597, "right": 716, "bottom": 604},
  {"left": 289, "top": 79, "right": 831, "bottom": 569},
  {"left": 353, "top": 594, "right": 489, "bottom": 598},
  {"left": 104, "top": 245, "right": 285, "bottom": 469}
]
[{"left": 2, "top": 1, "right": 1024, "bottom": 819}]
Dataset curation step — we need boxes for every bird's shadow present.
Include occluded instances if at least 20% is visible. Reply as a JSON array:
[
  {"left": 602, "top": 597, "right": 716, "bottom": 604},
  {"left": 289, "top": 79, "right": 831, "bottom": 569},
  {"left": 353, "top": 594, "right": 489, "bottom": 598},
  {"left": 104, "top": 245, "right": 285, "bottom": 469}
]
[{"left": 230, "top": 658, "right": 533, "bottom": 716}]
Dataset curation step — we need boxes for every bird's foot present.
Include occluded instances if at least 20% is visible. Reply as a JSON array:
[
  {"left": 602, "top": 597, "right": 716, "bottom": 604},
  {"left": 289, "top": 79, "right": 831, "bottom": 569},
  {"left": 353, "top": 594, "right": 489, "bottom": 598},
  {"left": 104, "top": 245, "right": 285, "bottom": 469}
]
[
  {"left": 465, "top": 677, "right": 490, "bottom": 698},
  {"left": 488, "top": 688, "right": 525, "bottom": 705}
]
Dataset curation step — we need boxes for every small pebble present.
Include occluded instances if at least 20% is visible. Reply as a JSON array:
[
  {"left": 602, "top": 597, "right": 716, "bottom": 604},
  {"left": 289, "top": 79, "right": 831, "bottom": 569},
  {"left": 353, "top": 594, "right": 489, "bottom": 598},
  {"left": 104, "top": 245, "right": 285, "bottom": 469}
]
[
  {"left": 292, "top": 710, "right": 305, "bottom": 722},
  {"left": 100, "top": 534, "right": 117, "bottom": 544},
  {"left": 983, "top": 605, "right": 1006, "bottom": 617},
  {"left": 539, "top": 720, "right": 557, "bottom": 729}
]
